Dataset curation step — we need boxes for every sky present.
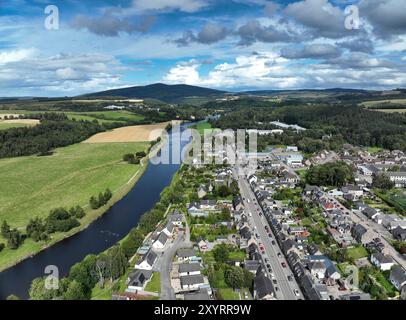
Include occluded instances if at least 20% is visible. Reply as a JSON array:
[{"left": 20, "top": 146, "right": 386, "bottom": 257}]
[{"left": 0, "top": 0, "right": 406, "bottom": 96}]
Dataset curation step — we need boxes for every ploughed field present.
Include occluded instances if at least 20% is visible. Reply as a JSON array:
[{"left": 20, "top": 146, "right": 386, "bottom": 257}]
[{"left": 83, "top": 121, "right": 172, "bottom": 143}]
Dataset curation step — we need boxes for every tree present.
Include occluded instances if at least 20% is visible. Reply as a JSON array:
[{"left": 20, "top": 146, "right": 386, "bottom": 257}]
[
  {"left": 121, "top": 228, "right": 145, "bottom": 258},
  {"left": 224, "top": 266, "right": 245, "bottom": 289},
  {"left": 372, "top": 174, "right": 395, "bottom": 190},
  {"left": 1, "top": 220, "right": 10, "bottom": 238},
  {"left": 63, "top": 280, "right": 87, "bottom": 300},
  {"left": 123, "top": 153, "right": 135, "bottom": 163},
  {"left": 7, "top": 229, "right": 24, "bottom": 249},
  {"left": 136, "top": 151, "right": 147, "bottom": 158},
  {"left": 68, "top": 254, "right": 98, "bottom": 292},
  {"left": 0, "top": 243, "right": 5, "bottom": 252},
  {"left": 89, "top": 196, "right": 99, "bottom": 210},
  {"left": 213, "top": 244, "right": 229, "bottom": 263},
  {"left": 6, "top": 294, "right": 21, "bottom": 300}
]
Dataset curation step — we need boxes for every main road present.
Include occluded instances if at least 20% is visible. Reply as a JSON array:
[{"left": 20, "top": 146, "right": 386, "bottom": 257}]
[{"left": 235, "top": 166, "right": 303, "bottom": 300}]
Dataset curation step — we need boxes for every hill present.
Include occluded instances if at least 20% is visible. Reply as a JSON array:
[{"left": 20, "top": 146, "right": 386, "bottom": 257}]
[{"left": 81, "top": 83, "right": 227, "bottom": 103}]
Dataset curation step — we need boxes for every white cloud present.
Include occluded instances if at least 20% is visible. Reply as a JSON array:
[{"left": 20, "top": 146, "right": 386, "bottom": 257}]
[{"left": 0, "top": 48, "right": 36, "bottom": 64}]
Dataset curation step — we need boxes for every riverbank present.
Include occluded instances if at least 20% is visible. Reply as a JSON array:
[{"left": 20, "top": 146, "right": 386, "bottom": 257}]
[{"left": 0, "top": 131, "right": 170, "bottom": 273}]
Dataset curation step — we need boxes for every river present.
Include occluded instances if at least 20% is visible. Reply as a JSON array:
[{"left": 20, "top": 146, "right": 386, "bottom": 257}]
[{"left": 0, "top": 122, "right": 193, "bottom": 300}]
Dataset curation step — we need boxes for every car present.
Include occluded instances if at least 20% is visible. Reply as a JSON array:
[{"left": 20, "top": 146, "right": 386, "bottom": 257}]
[
  {"left": 248, "top": 212, "right": 252, "bottom": 217},
  {"left": 272, "top": 279, "right": 277, "bottom": 284},
  {"left": 271, "top": 240, "right": 276, "bottom": 245},
  {"left": 287, "top": 275, "right": 293, "bottom": 281},
  {"left": 244, "top": 292, "right": 249, "bottom": 299},
  {"left": 264, "top": 258, "right": 269, "bottom": 263},
  {"left": 255, "top": 233, "right": 260, "bottom": 239},
  {"left": 259, "top": 246, "right": 265, "bottom": 253},
  {"left": 268, "top": 234, "right": 273, "bottom": 238},
  {"left": 264, "top": 226, "right": 269, "bottom": 232},
  {"left": 275, "top": 286, "right": 279, "bottom": 292},
  {"left": 267, "top": 267, "right": 272, "bottom": 273},
  {"left": 266, "top": 263, "right": 271, "bottom": 268},
  {"left": 281, "top": 262, "right": 287, "bottom": 268},
  {"left": 294, "top": 289, "right": 300, "bottom": 297},
  {"left": 277, "top": 252, "right": 282, "bottom": 258}
]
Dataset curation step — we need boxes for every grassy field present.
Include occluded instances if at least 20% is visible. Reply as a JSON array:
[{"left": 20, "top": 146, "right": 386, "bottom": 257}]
[
  {"left": 218, "top": 288, "right": 240, "bottom": 300},
  {"left": 66, "top": 111, "right": 145, "bottom": 124},
  {"left": 367, "top": 147, "right": 384, "bottom": 154},
  {"left": 145, "top": 272, "right": 161, "bottom": 293},
  {"left": 0, "top": 141, "right": 149, "bottom": 271},
  {"left": 0, "top": 122, "right": 35, "bottom": 131},
  {"left": 347, "top": 246, "right": 369, "bottom": 260},
  {"left": 361, "top": 99, "right": 406, "bottom": 107},
  {"left": 194, "top": 120, "right": 213, "bottom": 134}
]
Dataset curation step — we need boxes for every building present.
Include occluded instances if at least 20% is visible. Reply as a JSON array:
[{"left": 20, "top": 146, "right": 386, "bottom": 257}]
[
  {"left": 180, "top": 275, "right": 205, "bottom": 291},
  {"left": 152, "top": 232, "right": 169, "bottom": 250},
  {"left": 340, "top": 293, "right": 371, "bottom": 300},
  {"left": 253, "top": 272, "right": 276, "bottom": 300},
  {"left": 135, "top": 250, "right": 157, "bottom": 270},
  {"left": 179, "top": 263, "right": 201, "bottom": 276},
  {"left": 177, "top": 248, "right": 198, "bottom": 261},
  {"left": 184, "top": 289, "right": 210, "bottom": 300},
  {"left": 162, "top": 222, "right": 175, "bottom": 237},
  {"left": 351, "top": 224, "right": 368, "bottom": 243},
  {"left": 390, "top": 266, "right": 406, "bottom": 290},
  {"left": 168, "top": 211, "right": 183, "bottom": 227},
  {"left": 127, "top": 270, "right": 153, "bottom": 291},
  {"left": 370, "top": 253, "right": 396, "bottom": 271}
]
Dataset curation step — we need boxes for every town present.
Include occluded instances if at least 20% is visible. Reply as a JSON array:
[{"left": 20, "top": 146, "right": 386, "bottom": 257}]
[{"left": 113, "top": 131, "right": 406, "bottom": 301}]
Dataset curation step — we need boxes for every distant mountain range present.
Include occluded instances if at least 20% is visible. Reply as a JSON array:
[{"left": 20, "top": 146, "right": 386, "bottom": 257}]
[{"left": 81, "top": 83, "right": 226, "bottom": 103}]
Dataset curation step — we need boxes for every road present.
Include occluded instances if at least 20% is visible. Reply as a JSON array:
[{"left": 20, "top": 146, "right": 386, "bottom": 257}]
[
  {"left": 236, "top": 167, "right": 303, "bottom": 300},
  {"left": 159, "top": 219, "right": 192, "bottom": 300}
]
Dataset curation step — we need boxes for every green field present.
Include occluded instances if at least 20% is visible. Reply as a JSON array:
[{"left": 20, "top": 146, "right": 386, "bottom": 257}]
[
  {"left": 361, "top": 99, "right": 406, "bottom": 107},
  {"left": 66, "top": 111, "right": 145, "bottom": 124},
  {"left": 0, "top": 141, "right": 148, "bottom": 271},
  {"left": 0, "top": 122, "right": 36, "bottom": 131},
  {"left": 194, "top": 120, "right": 213, "bottom": 134},
  {"left": 367, "top": 147, "right": 384, "bottom": 154},
  {"left": 218, "top": 288, "right": 240, "bottom": 300},
  {"left": 144, "top": 272, "right": 161, "bottom": 293}
]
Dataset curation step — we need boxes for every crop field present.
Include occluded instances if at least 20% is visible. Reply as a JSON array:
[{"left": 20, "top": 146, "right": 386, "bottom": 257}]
[
  {"left": 83, "top": 121, "right": 171, "bottom": 143},
  {"left": 0, "top": 141, "right": 148, "bottom": 228},
  {"left": 374, "top": 109, "right": 406, "bottom": 113},
  {"left": 66, "top": 111, "right": 145, "bottom": 123}
]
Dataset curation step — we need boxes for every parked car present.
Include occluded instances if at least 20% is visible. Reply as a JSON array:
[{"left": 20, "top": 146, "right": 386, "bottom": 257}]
[
  {"left": 287, "top": 275, "right": 293, "bottom": 281},
  {"left": 281, "top": 262, "right": 287, "bottom": 268},
  {"left": 272, "top": 279, "right": 277, "bottom": 284},
  {"left": 271, "top": 240, "right": 276, "bottom": 245},
  {"left": 294, "top": 289, "right": 300, "bottom": 297},
  {"left": 277, "top": 252, "right": 282, "bottom": 258}
]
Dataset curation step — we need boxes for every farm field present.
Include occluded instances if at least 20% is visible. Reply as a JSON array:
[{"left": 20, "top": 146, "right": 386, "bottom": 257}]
[
  {"left": 83, "top": 121, "right": 172, "bottom": 143},
  {"left": 374, "top": 109, "right": 406, "bottom": 113},
  {"left": 193, "top": 120, "right": 213, "bottom": 134},
  {"left": 361, "top": 99, "right": 406, "bottom": 107},
  {"left": 0, "top": 141, "right": 148, "bottom": 271}
]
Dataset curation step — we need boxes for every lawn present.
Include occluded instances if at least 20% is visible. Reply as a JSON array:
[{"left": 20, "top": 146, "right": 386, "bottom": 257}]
[
  {"left": 0, "top": 141, "right": 148, "bottom": 271},
  {"left": 367, "top": 147, "right": 384, "bottom": 154},
  {"left": 347, "top": 246, "right": 369, "bottom": 260},
  {"left": 218, "top": 288, "right": 240, "bottom": 300},
  {"left": 144, "top": 272, "right": 161, "bottom": 293}
]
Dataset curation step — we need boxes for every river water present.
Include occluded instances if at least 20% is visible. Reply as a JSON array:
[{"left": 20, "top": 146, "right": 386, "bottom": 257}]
[{"left": 0, "top": 122, "right": 192, "bottom": 299}]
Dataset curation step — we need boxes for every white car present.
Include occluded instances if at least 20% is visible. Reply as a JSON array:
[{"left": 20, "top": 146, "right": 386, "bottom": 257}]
[{"left": 294, "top": 289, "right": 300, "bottom": 297}]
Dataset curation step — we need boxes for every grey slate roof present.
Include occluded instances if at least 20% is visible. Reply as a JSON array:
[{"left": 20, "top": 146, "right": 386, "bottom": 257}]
[
  {"left": 180, "top": 275, "right": 205, "bottom": 286},
  {"left": 179, "top": 263, "right": 201, "bottom": 273},
  {"left": 254, "top": 272, "right": 275, "bottom": 299},
  {"left": 128, "top": 269, "right": 153, "bottom": 287}
]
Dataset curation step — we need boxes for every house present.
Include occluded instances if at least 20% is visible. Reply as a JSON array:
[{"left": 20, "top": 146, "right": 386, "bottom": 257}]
[
  {"left": 127, "top": 269, "right": 153, "bottom": 291},
  {"left": 187, "top": 203, "right": 209, "bottom": 218},
  {"left": 362, "top": 206, "right": 379, "bottom": 220},
  {"left": 135, "top": 250, "right": 157, "bottom": 270},
  {"left": 233, "top": 196, "right": 244, "bottom": 211},
  {"left": 309, "top": 261, "right": 327, "bottom": 279},
  {"left": 389, "top": 265, "right": 406, "bottom": 290},
  {"left": 177, "top": 248, "right": 198, "bottom": 261},
  {"left": 179, "top": 263, "right": 201, "bottom": 276},
  {"left": 306, "top": 255, "right": 341, "bottom": 280},
  {"left": 320, "top": 199, "right": 334, "bottom": 211},
  {"left": 351, "top": 224, "right": 368, "bottom": 243},
  {"left": 152, "top": 232, "right": 169, "bottom": 250},
  {"left": 341, "top": 185, "right": 363, "bottom": 199},
  {"left": 370, "top": 253, "right": 395, "bottom": 271},
  {"left": 199, "top": 200, "right": 218, "bottom": 210},
  {"left": 253, "top": 272, "right": 276, "bottom": 300},
  {"left": 286, "top": 146, "right": 299, "bottom": 152},
  {"left": 162, "top": 222, "right": 175, "bottom": 237},
  {"left": 180, "top": 275, "right": 205, "bottom": 291},
  {"left": 168, "top": 211, "right": 183, "bottom": 226},
  {"left": 392, "top": 226, "right": 406, "bottom": 241},
  {"left": 401, "top": 285, "right": 406, "bottom": 300},
  {"left": 184, "top": 289, "right": 210, "bottom": 300},
  {"left": 244, "top": 260, "right": 261, "bottom": 274}
]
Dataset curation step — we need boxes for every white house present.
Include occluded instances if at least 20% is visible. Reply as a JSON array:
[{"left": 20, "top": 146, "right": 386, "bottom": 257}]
[
  {"left": 384, "top": 172, "right": 406, "bottom": 188},
  {"left": 127, "top": 270, "right": 153, "bottom": 291},
  {"left": 180, "top": 275, "right": 205, "bottom": 291},
  {"left": 390, "top": 266, "right": 406, "bottom": 290},
  {"left": 370, "top": 253, "right": 396, "bottom": 271},
  {"left": 179, "top": 263, "right": 201, "bottom": 276},
  {"left": 135, "top": 250, "right": 157, "bottom": 270},
  {"left": 152, "top": 232, "right": 168, "bottom": 250},
  {"left": 162, "top": 222, "right": 175, "bottom": 237}
]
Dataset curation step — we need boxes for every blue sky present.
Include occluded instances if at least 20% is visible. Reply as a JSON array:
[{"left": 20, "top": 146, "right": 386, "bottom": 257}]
[{"left": 0, "top": 0, "right": 406, "bottom": 96}]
